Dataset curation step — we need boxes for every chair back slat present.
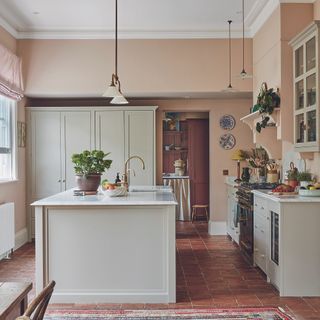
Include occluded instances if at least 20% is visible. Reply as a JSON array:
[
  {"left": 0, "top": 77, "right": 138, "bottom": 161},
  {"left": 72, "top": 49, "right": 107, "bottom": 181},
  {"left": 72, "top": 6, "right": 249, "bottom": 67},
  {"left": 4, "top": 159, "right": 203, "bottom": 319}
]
[{"left": 22, "top": 280, "right": 55, "bottom": 320}]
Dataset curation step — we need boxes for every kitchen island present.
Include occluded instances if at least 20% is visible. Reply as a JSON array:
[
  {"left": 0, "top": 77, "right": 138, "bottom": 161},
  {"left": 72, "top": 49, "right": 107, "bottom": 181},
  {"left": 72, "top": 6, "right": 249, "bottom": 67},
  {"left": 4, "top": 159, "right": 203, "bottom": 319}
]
[{"left": 32, "top": 188, "right": 177, "bottom": 303}]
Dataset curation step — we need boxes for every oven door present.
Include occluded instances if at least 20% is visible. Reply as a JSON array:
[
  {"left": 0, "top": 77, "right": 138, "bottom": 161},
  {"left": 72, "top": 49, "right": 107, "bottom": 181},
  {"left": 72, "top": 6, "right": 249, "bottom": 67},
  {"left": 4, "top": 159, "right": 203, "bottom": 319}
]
[{"left": 237, "top": 202, "right": 254, "bottom": 263}]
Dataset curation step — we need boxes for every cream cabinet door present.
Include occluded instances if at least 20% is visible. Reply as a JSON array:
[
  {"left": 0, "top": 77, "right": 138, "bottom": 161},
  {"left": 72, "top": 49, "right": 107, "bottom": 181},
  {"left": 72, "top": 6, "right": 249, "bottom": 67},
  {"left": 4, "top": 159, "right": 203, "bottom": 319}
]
[
  {"left": 95, "top": 111, "right": 125, "bottom": 183},
  {"left": 63, "top": 112, "right": 93, "bottom": 190},
  {"left": 30, "top": 111, "right": 62, "bottom": 199},
  {"left": 125, "top": 111, "right": 155, "bottom": 186}
]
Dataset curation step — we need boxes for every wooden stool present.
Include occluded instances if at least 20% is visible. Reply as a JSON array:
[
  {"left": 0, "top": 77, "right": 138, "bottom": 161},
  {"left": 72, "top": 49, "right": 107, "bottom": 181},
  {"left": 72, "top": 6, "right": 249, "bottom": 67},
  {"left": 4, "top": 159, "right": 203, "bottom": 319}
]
[{"left": 192, "top": 205, "right": 209, "bottom": 222}]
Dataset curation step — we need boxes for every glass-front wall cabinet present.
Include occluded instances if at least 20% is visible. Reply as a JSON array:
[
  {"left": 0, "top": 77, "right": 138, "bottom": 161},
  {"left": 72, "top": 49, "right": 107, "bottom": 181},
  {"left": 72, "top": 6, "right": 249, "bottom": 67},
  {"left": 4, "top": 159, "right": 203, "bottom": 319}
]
[{"left": 291, "top": 22, "right": 320, "bottom": 151}]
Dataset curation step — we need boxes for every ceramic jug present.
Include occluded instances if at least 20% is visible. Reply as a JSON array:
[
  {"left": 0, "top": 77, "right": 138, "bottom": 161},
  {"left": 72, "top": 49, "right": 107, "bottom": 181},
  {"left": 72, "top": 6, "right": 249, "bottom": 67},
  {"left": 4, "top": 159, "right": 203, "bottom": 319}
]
[{"left": 241, "top": 167, "right": 252, "bottom": 182}]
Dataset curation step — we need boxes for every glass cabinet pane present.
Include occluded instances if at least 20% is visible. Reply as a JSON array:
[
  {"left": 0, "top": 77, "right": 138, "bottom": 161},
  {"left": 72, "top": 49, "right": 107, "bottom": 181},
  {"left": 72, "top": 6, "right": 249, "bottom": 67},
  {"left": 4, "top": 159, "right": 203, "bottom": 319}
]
[
  {"left": 296, "top": 113, "right": 305, "bottom": 143},
  {"left": 307, "top": 74, "right": 316, "bottom": 107},
  {"left": 306, "top": 37, "right": 316, "bottom": 72},
  {"left": 296, "top": 80, "right": 304, "bottom": 110},
  {"left": 307, "top": 110, "right": 317, "bottom": 142},
  {"left": 295, "top": 46, "right": 304, "bottom": 77}
]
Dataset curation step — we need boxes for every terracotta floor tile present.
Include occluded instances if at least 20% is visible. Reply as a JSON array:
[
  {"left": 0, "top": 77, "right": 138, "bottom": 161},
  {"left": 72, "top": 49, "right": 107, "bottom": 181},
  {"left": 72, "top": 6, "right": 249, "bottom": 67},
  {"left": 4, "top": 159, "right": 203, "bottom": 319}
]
[{"left": 0, "top": 222, "right": 318, "bottom": 319}]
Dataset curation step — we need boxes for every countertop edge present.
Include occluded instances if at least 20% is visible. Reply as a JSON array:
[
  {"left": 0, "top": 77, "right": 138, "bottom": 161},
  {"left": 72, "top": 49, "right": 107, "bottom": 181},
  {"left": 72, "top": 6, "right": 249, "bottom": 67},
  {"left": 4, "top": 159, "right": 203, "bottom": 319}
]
[{"left": 252, "top": 190, "right": 320, "bottom": 203}]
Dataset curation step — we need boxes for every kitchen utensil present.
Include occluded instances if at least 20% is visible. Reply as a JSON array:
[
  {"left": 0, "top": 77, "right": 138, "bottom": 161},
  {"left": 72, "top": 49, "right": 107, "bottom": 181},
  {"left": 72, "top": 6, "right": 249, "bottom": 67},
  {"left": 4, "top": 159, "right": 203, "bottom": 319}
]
[{"left": 164, "top": 144, "right": 173, "bottom": 151}]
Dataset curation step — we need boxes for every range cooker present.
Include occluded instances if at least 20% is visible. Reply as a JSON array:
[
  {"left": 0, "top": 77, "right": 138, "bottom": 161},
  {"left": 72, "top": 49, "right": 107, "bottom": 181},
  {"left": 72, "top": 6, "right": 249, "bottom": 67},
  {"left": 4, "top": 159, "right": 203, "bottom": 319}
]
[{"left": 236, "top": 182, "right": 278, "bottom": 264}]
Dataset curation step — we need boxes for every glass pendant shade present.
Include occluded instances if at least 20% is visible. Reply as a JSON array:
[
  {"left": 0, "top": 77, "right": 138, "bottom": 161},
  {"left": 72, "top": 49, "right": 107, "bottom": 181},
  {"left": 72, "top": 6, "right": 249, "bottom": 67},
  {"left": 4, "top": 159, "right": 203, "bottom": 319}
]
[
  {"left": 102, "top": 83, "right": 121, "bottom": 97},
  {"left": 110, "top": 94, "right": 129, "bottom": 104}
]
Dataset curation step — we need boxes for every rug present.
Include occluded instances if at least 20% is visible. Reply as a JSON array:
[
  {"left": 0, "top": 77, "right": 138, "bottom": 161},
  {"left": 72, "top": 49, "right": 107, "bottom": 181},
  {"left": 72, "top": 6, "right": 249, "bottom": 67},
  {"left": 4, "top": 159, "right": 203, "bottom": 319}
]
[{"left": 44, "top": 307, "right": 294, "bottom": 320}]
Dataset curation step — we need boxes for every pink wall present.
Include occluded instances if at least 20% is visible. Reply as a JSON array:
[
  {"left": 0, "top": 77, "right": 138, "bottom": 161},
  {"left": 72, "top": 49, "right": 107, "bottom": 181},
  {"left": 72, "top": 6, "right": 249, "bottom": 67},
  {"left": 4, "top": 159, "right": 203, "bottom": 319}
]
[
  {"left": 133, "top": 98, "right": 254, "bottom": 222},
  {"left": 0, "top": 27, "right": 27, "bottom": 239},
  {"left": 253, "top": 4, "right": 314, "bottom": 172},
  {"left": 18, "top": 39, "right": 252, "bottom": 97}
]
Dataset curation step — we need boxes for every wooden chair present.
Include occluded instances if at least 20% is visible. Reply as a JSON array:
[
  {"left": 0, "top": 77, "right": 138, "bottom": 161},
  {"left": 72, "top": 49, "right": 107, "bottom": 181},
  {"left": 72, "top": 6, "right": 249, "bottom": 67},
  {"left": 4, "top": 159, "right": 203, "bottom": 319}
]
[
  {"left": 16, "top": 281, "right": 55, "bottom": 320},
  {"left": 192, "top": 204, "right": 209, "bottom": 222}
]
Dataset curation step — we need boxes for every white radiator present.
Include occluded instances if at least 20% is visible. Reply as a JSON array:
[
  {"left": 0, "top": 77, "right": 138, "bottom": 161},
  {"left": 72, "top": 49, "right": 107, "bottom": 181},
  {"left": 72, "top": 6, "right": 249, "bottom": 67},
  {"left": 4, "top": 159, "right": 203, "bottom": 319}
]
[{"left": 0, "top": 202, "right": 15, "bottom": 258}]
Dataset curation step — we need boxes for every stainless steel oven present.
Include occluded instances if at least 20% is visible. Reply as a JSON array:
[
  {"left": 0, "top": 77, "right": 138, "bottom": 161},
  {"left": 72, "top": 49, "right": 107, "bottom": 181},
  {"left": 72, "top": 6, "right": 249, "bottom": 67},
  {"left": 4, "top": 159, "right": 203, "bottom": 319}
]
[
  {"left": 236, "top": 183, "right": 278, "bottom": 265},
  {"left": 236, "top": 196, "right": 254, "bottom": 264}
]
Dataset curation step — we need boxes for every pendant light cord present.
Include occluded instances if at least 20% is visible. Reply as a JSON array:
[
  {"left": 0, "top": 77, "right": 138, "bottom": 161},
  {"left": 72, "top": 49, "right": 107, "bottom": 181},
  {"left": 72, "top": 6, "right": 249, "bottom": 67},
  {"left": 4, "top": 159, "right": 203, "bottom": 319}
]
[
  {"left": 115, "top": 0, "right": 118, "bottom": 78},
  {"left": 228, "top": 20, "right": 232, "bottom": 88},
  {"left": 242, "top": 0, "right": 245, "bottom": 73}
]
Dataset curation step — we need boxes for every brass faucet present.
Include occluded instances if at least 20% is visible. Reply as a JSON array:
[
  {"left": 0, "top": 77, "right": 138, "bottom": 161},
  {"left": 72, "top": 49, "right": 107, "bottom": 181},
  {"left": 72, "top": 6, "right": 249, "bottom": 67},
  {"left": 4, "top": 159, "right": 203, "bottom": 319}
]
[{"left": 122, "top": 155, "right": 145, "bottom": 190}]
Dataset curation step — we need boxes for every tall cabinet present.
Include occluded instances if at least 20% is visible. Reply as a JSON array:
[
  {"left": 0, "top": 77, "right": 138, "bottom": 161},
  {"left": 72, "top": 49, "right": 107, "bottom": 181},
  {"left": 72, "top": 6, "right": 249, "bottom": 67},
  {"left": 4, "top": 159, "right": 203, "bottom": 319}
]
[
  {"left": 27, "top": 106, "right": 157, "bottom": 239},
  {"left": 290, "top": 21, "right": 320, "bottom": 152}
]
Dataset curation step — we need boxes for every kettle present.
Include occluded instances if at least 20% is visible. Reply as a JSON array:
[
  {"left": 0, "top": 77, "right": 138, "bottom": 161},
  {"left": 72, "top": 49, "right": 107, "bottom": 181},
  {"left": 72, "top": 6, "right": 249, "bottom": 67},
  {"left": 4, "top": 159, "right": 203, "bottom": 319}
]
[{"left": 241, "top": 167, "right": 252, "bottom": 182}]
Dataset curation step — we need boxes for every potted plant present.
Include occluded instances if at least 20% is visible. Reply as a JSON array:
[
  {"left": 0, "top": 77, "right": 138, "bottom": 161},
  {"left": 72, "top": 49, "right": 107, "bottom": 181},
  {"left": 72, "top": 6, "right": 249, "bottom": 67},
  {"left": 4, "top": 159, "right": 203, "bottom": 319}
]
[
  {"left": 253, "top": 82, "right": 280, "bottom": 133},
  {"left": 287, "top": 168, "right": 299, "bottom": 189},
  {"left": 72, "top": 150, "right": 112, "bottom": 191},
  {"left": 297, "top": 171, "right": 313, "bottom": 188}
]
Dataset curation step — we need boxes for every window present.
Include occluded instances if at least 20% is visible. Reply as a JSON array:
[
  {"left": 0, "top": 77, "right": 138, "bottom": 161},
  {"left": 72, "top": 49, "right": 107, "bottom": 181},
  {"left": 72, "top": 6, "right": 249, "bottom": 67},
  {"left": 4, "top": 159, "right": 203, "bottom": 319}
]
[{"left": 0, "top": 95, "right": 16, "bottom": 181}]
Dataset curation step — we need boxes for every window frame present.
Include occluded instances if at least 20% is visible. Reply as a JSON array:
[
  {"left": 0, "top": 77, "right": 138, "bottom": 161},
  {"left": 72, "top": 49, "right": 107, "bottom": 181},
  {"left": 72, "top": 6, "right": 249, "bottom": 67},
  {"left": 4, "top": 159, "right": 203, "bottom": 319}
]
[{"left": 0, "top": 95, "right": 17, "bottom": 183}]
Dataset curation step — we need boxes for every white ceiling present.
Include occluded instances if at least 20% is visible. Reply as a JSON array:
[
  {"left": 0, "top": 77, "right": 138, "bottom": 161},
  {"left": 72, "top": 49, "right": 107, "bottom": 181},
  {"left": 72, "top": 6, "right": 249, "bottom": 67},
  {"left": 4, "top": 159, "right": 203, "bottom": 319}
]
[{"left": 0, "top": 0, "right": 316, "bottom": 39}]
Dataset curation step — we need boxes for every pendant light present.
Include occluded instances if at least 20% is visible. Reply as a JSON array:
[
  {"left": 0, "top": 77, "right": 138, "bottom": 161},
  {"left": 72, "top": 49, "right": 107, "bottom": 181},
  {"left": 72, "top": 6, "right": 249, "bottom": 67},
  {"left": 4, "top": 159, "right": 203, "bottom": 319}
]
[
  {"left": 239, "top": 0, "right": 252, "bottom": 79},
  {"left": 222, "top": 20, "right": 238, "bottom": 92},
  {"left": 102, "top": 0, "right": 128, "bottom": 104}
]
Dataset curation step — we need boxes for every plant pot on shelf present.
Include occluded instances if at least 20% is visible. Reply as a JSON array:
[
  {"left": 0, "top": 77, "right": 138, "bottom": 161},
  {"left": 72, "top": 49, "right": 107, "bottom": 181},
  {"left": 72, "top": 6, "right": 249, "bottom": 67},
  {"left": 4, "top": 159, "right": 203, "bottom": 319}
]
[{"left": 75, "top": 174, "right": 102, "bottom": 191}]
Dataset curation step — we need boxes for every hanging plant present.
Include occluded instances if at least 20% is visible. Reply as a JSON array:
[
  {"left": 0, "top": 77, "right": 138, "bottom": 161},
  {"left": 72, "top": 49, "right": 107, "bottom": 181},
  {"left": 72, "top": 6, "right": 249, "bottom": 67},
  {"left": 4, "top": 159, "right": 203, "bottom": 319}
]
[{"left": 253, "top": 82, "right": 280, "bottom": 133}]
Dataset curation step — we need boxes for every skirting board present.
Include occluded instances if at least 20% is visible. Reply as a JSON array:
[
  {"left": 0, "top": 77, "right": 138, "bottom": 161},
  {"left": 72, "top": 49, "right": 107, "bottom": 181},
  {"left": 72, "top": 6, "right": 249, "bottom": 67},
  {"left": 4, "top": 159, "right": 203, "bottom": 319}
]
[
  {"left": 15, "top": 227, "right": 28, "bottom": 250},
  {"left": 208, "top": 221, "right": 227, "bottom": 235}
]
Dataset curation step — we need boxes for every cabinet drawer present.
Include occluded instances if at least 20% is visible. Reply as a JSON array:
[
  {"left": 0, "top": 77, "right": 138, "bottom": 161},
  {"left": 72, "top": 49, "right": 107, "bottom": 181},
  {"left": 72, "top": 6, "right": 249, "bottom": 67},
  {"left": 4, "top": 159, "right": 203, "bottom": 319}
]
[
  {"left": 254, "top": 213, "right": 266, "bottom": 231},
  {"left": 254, "top": 198, "right": 267, "bottom": 218}
]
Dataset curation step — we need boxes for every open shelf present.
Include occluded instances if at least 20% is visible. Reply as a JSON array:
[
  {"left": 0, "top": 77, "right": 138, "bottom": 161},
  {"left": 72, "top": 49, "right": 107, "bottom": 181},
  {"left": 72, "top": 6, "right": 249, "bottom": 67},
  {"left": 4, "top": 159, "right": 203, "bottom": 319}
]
[{"left": 240, "top": 108, "right": 281, "bottom": 143}]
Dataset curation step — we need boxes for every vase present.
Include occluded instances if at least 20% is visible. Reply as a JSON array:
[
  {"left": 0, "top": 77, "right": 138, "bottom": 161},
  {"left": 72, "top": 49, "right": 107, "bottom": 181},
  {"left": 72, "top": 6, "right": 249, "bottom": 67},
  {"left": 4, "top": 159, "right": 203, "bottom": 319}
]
[
  {"left": 75, "top": 174, "right": 101, "bottom": 191},
  {"left": 287, "top": 180, "right": 299, "bottom": 189}
]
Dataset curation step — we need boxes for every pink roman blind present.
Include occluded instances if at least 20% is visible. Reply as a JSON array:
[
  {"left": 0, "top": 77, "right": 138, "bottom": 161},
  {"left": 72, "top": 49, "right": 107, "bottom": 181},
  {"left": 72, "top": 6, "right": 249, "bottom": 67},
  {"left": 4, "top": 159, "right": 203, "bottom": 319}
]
[{"left": 0, "top": 43, "right": 24, "bottom": 100}]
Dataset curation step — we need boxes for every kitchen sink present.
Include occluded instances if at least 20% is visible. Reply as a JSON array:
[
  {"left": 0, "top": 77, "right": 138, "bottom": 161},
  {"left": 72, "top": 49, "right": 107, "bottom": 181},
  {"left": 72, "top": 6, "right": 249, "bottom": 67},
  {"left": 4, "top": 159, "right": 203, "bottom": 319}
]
[{"left": 129, "top": 186, "right": 172, "bottom": 193}]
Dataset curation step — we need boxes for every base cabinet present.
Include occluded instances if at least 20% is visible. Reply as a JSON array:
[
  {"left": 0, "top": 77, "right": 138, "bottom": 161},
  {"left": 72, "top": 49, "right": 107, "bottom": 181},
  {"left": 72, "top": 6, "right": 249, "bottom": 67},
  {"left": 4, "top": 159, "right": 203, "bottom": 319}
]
[
  {"left": 253, "top": 197, "right": 267, "bottom": 273},
  {"left": 226, "top": 185, "right": 239, "bottom": 244},
  {"left": 27, "top": 106, "right": 157, "bottom": 239},
  {"left": 253, "top": 192, "right": 320, "bottom": 296}
]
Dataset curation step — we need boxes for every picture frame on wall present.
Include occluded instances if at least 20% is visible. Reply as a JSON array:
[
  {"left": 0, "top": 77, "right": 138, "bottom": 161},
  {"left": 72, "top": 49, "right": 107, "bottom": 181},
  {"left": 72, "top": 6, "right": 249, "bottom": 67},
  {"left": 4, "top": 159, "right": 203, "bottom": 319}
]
[{"left": 17, "top": 121, "right": 26, "bottom": 148}]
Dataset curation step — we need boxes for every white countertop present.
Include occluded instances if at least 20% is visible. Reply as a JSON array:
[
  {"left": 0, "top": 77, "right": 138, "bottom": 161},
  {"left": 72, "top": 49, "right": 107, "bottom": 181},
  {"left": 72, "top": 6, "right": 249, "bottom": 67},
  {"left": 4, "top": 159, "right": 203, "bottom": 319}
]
[
  {"left": 32, "top": 187, "right": 178, "bottom": 207},
  {"left": 252, "top": 189, "right": 320, "bottom": 203},
  {"left": 162, "top": 175, "right": 189, "bottom": 179}
]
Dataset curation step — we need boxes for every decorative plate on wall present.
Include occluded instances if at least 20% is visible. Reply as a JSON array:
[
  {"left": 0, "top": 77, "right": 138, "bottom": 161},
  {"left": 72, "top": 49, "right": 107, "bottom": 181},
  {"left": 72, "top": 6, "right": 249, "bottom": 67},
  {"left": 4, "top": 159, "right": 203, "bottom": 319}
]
[
  {"left": 219, "top": 133, "right": 236, "bottom": 150},
  {"left": 219, "top": 114, "right": 236, "bottom": 130}
]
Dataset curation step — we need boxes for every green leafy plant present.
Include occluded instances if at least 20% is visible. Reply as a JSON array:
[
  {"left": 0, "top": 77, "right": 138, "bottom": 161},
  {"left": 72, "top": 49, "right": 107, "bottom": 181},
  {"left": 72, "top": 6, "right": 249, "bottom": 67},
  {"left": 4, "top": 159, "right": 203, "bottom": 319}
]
[
  {"left": 297, "top": 171, "right": 312, "bottom": 182},
  {"left": 71, "top": 150, "right": 112, "bottom": 176},
  {"left": 287, "top": 169, "right": 298, "bottom": 181},
  {"left": 254, "top": 82, "right": 280, "bottom": 133}
]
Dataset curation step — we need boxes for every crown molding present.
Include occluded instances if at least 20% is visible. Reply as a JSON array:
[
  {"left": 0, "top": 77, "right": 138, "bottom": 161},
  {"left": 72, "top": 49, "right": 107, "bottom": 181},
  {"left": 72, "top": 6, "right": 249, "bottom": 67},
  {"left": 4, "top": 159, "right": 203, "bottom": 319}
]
[
  {"left": 248, "top": 0, "right": 316, "bottom": 37},
  {"left": 15, "top": 29, "right": 251, "bottom": 40},
  {"left": 0, "top": 15, "right": 18, "bottom": 39},
  {"left": 248, "top": 0, "right": 280, "bottom": 37},
  {"left": 245, "top": 0, "right": 269, "bottom": 27}
]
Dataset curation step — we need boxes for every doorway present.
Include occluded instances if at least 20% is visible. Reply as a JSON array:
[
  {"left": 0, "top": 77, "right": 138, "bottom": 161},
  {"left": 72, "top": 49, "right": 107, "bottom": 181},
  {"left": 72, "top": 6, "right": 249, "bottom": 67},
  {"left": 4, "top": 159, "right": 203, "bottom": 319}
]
[{"left": 162, "top": 112, "right": 209, "bottom": 222}]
